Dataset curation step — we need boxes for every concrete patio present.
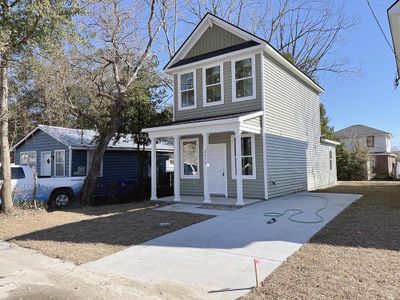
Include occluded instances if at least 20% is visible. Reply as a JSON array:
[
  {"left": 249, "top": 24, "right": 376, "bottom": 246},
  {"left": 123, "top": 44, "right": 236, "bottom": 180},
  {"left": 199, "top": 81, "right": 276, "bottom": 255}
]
[{"left": 87, "top": 192, "right": 361, "bottom": 299}]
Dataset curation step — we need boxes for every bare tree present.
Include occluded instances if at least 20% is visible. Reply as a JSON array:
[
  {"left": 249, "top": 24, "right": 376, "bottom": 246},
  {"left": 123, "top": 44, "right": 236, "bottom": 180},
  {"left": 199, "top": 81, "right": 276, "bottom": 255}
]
[
  {"left": 179, "top": 0, "right": 358, "bottom": 80},
  {"left": 76, "top": 0, "right": 168, "bottom": 204}
]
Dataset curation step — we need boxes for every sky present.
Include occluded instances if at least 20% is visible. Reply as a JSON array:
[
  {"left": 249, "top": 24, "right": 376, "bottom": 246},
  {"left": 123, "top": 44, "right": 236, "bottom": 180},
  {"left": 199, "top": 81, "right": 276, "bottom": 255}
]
[{"left": 320, "top": 0, "right": 400, "bottom": 148}]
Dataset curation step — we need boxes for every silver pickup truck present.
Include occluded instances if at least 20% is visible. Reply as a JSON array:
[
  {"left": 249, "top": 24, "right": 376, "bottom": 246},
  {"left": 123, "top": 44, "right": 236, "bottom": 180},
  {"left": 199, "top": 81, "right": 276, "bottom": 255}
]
[{"left": 0, "top": 165, "right": 85, "bottom": 208}]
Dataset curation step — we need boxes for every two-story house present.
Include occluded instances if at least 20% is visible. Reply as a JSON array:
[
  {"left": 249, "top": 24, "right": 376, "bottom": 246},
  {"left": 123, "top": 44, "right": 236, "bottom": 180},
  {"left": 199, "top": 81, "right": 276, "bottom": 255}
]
[
  {"left": 335, "top": 124, "right": 397, "bottom": 179},
  {"left": 143, "top": 13, "right": 339, "bottom": 205}
]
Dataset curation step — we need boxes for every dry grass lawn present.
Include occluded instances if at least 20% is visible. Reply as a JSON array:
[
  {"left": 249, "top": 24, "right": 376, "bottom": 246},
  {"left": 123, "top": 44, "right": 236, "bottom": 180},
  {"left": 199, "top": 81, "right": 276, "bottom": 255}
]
[
  {"left": 244, "top": 182, "right": 400, "bottom": 299},
  {"left": 0, "top": 201, "right": 213, "bottom": 264}
]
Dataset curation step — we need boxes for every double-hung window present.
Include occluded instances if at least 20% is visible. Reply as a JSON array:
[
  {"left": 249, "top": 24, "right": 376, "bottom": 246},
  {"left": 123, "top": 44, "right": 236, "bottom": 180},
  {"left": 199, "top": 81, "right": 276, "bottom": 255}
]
[
  {"left": 54, "top": 150, "right": 66, "bottom": 177},
  {"left": 231, "top": 134, "right": 256, "bottom": 179},
  {"left": 233, "top": 56, "right": 255, "bottom": 101},
  {"left": 20, "top": 151, "right": 37, "bottom": 173},
  {"left": 203, "top": 64, "right": 223, "bottom": 106},
  {"left": 181, "top": 138, "right": 199, "bottom": 179},
  {"left": 179, "top": 71, "right": 196, "bottom": 109},
  {"left": 366, "top": 136, "right": 375, "bottom": 147}
]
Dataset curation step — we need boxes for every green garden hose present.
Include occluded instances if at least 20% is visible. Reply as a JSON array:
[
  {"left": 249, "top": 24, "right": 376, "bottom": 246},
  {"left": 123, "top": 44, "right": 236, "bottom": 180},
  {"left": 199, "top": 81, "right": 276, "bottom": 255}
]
[{"left": 264, "top": 194, "right": 328, "bottom": 224}]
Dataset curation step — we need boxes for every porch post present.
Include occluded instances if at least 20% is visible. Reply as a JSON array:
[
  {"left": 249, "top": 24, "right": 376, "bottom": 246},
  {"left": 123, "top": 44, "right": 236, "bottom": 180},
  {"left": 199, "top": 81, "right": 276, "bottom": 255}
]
[
  {"left": 202, "top": 132, "right": 211, "bottom": 203},
  {"left": 235, "top": 131, "right": 244, "bottom": 206},
  {"left": 150, "top": 137, "right": 158, "bottom": 201},
  {"left": 173, "top": 135, "right": 181, "bottom": 202}
]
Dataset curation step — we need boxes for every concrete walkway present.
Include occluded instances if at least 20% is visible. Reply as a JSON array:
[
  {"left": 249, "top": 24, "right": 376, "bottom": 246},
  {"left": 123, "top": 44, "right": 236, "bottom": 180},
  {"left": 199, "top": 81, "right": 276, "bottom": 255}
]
[{"left": 88, "top": 192, "right": 361, "bottom": 299}]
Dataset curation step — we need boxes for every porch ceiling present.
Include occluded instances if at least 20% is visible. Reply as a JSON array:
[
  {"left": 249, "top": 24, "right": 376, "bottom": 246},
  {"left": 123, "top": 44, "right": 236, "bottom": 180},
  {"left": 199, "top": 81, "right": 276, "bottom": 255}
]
[{"left": 143, "top": 110, "right": 263, "bottom": 138}]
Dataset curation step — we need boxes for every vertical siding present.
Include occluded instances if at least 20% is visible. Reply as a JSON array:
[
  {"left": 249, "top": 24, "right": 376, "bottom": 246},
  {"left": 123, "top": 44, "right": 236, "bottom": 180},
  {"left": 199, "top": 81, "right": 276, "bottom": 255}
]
[
  {"left": 185, "top": 25, "right": 245, "bottom": 58},
  {"left": 174, "top": 53, "right": 263, "bottom": 121},
  {"left": 180, "top": 132, "right": 264, "bottom": 199},
  {"left": 14, "top": 130, "right": 69, "bottom": 177},
  {"left": 263, "top": 52, "right": 330, "bottom": 198}
]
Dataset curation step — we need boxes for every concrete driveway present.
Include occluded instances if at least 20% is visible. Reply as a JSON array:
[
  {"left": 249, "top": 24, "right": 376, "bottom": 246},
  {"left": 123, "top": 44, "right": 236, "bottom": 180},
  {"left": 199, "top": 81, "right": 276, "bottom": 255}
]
[{"left": 87, "top": 192, "right": 361, "bottom": 299}]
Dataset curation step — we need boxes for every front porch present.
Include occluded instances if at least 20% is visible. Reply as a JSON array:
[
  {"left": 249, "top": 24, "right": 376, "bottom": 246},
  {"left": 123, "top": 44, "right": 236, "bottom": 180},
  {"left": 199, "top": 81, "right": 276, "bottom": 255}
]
[
  {"left": 143, "top": 111, "right": 266, "bottom": 206},
  {"left": 155, "top": 195, "right": 262, "bottom": 207}
]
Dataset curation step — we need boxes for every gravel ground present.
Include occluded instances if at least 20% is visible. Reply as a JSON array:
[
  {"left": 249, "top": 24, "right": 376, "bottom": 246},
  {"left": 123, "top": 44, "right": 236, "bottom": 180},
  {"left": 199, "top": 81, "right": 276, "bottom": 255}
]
[
  {"left": 0, "top": 201, "right": 213, "bottom": 264},
  {"left": 243, "top": 182, "right": 400, "bottom": 299}
]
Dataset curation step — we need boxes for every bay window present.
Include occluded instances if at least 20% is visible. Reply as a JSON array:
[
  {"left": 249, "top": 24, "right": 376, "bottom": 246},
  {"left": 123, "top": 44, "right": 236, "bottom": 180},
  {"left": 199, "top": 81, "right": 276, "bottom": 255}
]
[{"left": 231, "top": 134, "right": 256, "bottom": 179}]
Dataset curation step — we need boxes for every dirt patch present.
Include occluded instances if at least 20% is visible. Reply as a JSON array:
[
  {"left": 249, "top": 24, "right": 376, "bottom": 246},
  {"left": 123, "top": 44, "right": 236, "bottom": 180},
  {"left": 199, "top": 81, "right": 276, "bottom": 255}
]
[
  {"left": 0, "top": 202, "right": 213, "bottom": 264},
  {"left": 243, "top": 182, "right": 400, "bottom": 299}
]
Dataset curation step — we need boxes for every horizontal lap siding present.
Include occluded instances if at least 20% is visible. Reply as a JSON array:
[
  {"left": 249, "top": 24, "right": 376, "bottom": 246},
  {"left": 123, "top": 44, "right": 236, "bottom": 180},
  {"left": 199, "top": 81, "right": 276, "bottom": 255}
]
[
  {"left": 185, "top": 25, "right": 245, "bottom": 59},
  {"left": 180, "top": 132, "right": 264, "bottom": 199},
  {"left": 308, "top": 144, "right": 337, "bottom": 190},
  {"left": 14, "top": 130, "right": 69, "bottom": 177},
  {"left": 174, "top": 54, "right": 263, "bottom": 121},
  {"left": 264, "top": 53, "right": 326, "bottom": 198}
]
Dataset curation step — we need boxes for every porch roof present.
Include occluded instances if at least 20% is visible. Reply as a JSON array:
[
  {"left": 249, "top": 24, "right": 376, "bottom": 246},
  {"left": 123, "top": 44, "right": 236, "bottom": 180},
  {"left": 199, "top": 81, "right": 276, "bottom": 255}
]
[{"left": 143, "top": 110, "right": 263, "bottom": 138}]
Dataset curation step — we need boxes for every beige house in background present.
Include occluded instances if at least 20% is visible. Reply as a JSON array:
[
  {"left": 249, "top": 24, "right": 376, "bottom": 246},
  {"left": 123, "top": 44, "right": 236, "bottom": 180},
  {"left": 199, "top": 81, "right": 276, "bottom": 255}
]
[
  {"left": 143, "top": 13, "right": 339, "bottom": 205},
  {"left": 335, "top": 125, "right": 397, "bottom": 179}
]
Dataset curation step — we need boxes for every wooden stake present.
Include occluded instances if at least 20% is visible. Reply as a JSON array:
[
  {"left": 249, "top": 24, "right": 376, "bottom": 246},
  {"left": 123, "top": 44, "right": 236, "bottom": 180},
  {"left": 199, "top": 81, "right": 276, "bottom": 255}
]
[{"left": 254, "top": 259, "right": 259, "bottom": 287}]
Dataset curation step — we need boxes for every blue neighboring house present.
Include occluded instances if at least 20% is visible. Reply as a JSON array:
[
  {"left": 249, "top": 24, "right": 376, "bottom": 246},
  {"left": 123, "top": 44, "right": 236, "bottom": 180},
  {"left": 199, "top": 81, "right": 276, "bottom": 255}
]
[{"left": 11, "top": 125, "right": 173, "bottom": 188}]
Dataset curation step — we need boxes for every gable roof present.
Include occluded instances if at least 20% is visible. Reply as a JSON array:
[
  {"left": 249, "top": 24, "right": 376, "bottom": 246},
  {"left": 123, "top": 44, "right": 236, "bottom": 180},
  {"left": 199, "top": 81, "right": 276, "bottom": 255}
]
[
  {"left": 165, "top": 13, "right": 324, "bottom": 93},
  {"left": 12, "top": 125, "right": 173, "bottom": 152},
  {"left": 335, "top": 125, "right": 393, "bottom": 138}
]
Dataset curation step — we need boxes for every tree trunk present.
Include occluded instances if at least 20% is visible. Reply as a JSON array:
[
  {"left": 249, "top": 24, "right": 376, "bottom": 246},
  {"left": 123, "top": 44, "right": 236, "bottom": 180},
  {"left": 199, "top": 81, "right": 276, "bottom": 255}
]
[
  {"left": 79, "top": 97, "right": 124, "bottom": 204},
  {"left": 0, "top": 57, "right": 13, "bottom": 213}
]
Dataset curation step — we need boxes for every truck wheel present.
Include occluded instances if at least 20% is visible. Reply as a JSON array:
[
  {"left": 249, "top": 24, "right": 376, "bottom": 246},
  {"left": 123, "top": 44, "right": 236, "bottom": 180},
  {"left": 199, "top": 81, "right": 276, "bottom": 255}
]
[{"left": 51, "top": 189, "right": 73, "bottom": 209}]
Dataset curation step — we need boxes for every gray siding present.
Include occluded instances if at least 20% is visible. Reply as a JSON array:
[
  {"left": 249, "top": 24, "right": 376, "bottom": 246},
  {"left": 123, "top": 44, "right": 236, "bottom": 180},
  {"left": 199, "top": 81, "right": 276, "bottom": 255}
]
[
  {"left": 263, "top": 52, "right": 324, "bottom": 198},
  {"left": 180, "top": 132, "right": 264, "bottom": 199},
  {"left": 174, "top": 54, "right": 263, "bottom": 121},
  {"left": 14, "top": 130, "right": 69, "bottom": 177},
  {"left": 308, "top": 144, "right": 337, "bottom": 190},
  {"left": 185, "top": 25, "right": 245, "bottom": 59}
]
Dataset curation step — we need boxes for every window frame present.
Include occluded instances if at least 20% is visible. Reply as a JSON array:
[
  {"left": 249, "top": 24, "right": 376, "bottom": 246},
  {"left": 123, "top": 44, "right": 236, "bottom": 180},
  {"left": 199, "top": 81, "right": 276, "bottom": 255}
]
[
  {"left": 178, "top": 70, "right": 197, "bottom": 110},
  {"left": 230, "top": 133, "right": 256, "bottom": 180},
  {"left": 231, "top": 55, "right": 256, "bottom": 102},
  {"left": 54, "top": 149, "right": 66, "bottom": 177},
  {"left": 366, "top": 136, "right": 375, "bottom": 148},
  {"left": 87, "top": 150, "right": 103, "bottom": 177},
  {"left": 20, "top": 151, "right": 37, "bottom": 173},
  {"left": 180, "top": 137, "right": 200, "bottom": 179},
  {"left": 202, "top": 63, "right": 224, "bottom": 107}
]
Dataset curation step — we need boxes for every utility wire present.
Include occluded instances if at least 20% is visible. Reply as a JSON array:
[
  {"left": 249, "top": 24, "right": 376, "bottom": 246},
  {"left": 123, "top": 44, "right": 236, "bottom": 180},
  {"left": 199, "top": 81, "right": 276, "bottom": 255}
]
[{"left": 366, "top": 0, "right": 400, "bottom": 86}]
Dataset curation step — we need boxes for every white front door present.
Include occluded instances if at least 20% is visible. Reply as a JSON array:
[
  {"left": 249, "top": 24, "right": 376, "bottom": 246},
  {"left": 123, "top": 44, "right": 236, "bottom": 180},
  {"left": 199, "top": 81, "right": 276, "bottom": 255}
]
[
  {"left": 208, "top": 143, "right": 227, "bottom": 196},
  {"left": 41, "top": 151, "right": 52, "bottom": 177}
]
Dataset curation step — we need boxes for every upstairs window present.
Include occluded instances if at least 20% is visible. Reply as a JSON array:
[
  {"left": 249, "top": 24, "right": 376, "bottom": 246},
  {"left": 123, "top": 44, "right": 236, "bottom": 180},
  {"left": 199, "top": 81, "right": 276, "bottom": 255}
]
[
  {"left": 233, "top": 56, "right": 255, "bottom": 101},
  {"left": 366, "top": 136, "right": 375, "bottom": 147},
  {"left": 203, "top": 64, "right": 223, "bottom": 106},
  {"left": 179, "top": 71, "right": 196, "bottom": 109}
]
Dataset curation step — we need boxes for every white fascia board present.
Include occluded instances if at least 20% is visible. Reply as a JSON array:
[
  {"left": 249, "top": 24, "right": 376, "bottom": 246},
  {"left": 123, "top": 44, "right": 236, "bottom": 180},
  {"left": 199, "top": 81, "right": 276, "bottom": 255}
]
[
  {"left": 239, "top": 123, "right": 261, "bottom": 134},
  {"left": 166, "top": 45, "right": 264, "bottom": 75},
  {"left": 320, "top": 138, "right": 341, "bottom": 146},
  {"left": 238, "top": 110, "right": 264, "bottom": 122},
  {"left": 146, "top": 123, "right": 241, "bottom": 139},
  {"left": 263, "top": 45, "right": 325, "bottom": 94}
]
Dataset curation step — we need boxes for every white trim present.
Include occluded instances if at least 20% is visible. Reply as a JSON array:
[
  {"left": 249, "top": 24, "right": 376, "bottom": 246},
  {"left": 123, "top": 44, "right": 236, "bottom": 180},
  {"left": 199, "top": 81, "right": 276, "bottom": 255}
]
[
  {"left": 54, "top": 149, "right": 66, "bottom": 177},
  {"left": 230, "top": 133, "right": 256, "bottom": 180},
  {"left": 150, "top": 138, "right": 158, "bottom": 201},
  {"left": 260, "top": 51, "right": 269, "bottom": 199},
  {"left": 167, "top": 46, "right": 263, "bottom": 74},
  {"left": 231, "top": 54, "right": 257, "bottom": 102},
  {"left": 207, "top": 143, "right": 228, "bottom": 197},
  {"left": 173, "top": 136, "right": 181, "bottom": 201},
  {"left": 68, "top": 147, "right": 72, "bottom": 177},
  {"left": 202, "top": 133, "right": 211, "bottom": 203},
  {"left": 87, "top": 150, "right": 103, "bottom": 177},
  {"left": 180, "top": 138, "right": 200, "bottom": 179},
  {"left": 320, "top": 138, "right": 340, "bottom": 146},
  {"left": 20, "top": 151, "right": 37, "bottom": 174},
  {"left": 178, "top": 69, "right": 197, "bottom": 110},
  {"left": 40, "top": 151, "right": 52, "bottom": 177},
  {"left": 202, "top": 63, "right": 224, "bottom": 107},
  {"left": 165, "top": 14, "right": 266, "bottom": 70}
]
